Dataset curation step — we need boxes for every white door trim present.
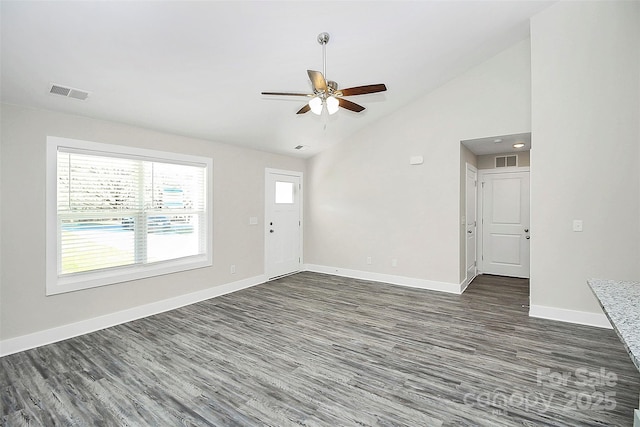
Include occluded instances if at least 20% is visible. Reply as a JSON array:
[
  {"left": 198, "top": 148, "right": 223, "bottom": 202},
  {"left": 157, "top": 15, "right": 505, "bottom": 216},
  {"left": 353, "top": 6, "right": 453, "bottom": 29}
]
[
  {"left": 477, "top": 167, "right": 530, "bottom": 276},
  {"left": 264, "top": 168, "right": 303, "bottom": 279},
  {"left": 465, "top": 162, "right": 478, "bottom": 285},
  {"left": 479, "top": 166, "right": 530, "bottom": 176}
]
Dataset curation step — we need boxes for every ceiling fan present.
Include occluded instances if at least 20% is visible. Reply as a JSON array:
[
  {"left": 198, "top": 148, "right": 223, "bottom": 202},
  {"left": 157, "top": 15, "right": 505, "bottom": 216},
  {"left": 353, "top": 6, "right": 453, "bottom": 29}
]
[{"left": 261, "top": 32, "right": 387, "bottom": 115}]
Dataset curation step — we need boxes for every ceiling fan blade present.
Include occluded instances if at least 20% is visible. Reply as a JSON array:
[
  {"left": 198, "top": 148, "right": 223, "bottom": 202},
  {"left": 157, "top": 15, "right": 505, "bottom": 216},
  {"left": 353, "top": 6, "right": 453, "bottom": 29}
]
[
  {"left": 296, "top": 104, "right": 311, "bottom": 114},
  {"left": 338, "top": 98, "right": 365, "bottom": 113},
  {"left": 338, "top": 84, "right": 387, "bottom": 97},
  {"left": 307, "top": 70, "right": 327, "bottom": 93},
  {"left": 261, "top": 92, "right": 313, "bottom": 97}
]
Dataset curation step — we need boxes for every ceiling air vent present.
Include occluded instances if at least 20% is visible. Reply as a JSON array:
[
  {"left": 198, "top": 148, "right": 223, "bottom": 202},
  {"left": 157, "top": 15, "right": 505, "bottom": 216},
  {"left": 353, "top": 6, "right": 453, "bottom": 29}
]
[
  {"left": 49, "top": 83, "right": 90, "bottom": 101},
  {"left": 495, "top": 155, "right": 517, "bottom": 168}
]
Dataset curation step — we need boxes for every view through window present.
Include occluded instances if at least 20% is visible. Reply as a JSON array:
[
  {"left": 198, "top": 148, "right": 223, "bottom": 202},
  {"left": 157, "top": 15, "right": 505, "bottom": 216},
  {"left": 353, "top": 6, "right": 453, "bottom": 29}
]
[{"left": 47, "top": 137, "right": 212, "bottom": 294}]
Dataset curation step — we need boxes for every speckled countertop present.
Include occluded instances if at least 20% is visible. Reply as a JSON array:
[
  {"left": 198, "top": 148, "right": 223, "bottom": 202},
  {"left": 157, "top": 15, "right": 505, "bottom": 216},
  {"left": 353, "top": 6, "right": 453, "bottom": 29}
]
[{"left": 588, "top": 279, "right": 640, "bottom": 372}]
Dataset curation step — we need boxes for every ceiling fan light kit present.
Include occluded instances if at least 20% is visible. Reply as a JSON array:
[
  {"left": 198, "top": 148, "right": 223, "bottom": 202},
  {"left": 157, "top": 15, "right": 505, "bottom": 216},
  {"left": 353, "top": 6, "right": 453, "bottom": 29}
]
[
  {"left": 325, "top": 96, "right": 339, "bottom": 115},
  {"left": 261, "top": 32, "right": 387, "bottom": 116},
  {"left": 308, "top": 96, "right": 323, "bottom": 115}
]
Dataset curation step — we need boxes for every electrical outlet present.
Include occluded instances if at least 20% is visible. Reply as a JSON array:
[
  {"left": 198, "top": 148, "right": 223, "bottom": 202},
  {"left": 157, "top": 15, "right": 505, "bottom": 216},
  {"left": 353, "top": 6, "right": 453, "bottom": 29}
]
[
  {"left": 392, "top": 258, "right": 398, "bottom": 267},
  {"left": 366, "top": 257, "right": 372, "bottom": 265},
  {"left": 230, "top": 264, "right": 236, "bottom": 274}
]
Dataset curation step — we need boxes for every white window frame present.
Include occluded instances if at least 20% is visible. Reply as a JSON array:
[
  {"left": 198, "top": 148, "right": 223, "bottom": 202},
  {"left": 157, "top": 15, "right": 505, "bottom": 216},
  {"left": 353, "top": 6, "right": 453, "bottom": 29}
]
[{"left": 46, "top": 136, "right": 213, "bottom": 295}]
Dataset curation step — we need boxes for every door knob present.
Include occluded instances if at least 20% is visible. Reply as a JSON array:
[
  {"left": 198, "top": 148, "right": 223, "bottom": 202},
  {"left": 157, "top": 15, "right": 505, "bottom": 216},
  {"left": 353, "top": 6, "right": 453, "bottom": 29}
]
[
  {"left": 269, "top": 229, "right": 274, "bottom": 233},
  {"left": 526, "top": 236, "right": 530, "bottom": 239},
  {"left": 524, "top": 228, "right": 529, "bottom": 232},
  {"left": 467, "top": 230, "right": 473, "bottom": 234}
]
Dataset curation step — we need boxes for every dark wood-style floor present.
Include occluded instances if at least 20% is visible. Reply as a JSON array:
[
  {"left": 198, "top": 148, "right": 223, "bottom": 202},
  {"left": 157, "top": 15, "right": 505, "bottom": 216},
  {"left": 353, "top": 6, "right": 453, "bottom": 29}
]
[{"left": 1, "top": 272, "right": 639, "bottom": 426}]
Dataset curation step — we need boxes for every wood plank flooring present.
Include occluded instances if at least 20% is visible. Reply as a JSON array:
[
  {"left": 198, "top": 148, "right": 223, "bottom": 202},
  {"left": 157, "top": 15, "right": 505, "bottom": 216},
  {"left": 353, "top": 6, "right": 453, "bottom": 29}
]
[{"left": 2, "top": 272, "right": 639, "bottom": 426}]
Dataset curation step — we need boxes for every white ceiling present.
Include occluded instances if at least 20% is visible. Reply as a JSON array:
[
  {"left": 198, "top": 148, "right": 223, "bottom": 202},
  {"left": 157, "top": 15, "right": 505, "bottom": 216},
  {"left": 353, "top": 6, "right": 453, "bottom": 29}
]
[
  {"left": 462, "top": 132, "right": 532, "bottom": 155},
  {"left": 1, "top": 1, "right": 552, "bottom": 158}
]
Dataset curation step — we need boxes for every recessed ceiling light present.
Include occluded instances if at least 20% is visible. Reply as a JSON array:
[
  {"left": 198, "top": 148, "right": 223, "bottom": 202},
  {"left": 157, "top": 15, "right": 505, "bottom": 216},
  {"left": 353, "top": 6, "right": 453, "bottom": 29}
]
[
  {"left": 494, "top": 139, "right": 503, "bottom": 143},
  {"left": 513, "top": 143, "right": 525, "bottom": 148}
]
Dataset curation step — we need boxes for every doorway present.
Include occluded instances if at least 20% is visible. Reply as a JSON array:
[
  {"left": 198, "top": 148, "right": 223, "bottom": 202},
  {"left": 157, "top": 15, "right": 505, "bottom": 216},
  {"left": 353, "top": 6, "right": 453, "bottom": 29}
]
[
  {"left": 478, "top": 168, "right": 530, "bottom": 278},
  {"left": 460, "top": 132, "right": 532, "bottom": 287},
  {"left": 264, "top": 168, "right": 303, "bottom": 279}
]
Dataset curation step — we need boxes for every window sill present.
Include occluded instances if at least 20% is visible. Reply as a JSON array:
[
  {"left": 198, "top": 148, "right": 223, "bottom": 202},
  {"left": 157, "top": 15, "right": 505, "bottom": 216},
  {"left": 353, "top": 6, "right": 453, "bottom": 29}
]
[{"left": 46, "top": 255, "right": 212, "bottom": 296}]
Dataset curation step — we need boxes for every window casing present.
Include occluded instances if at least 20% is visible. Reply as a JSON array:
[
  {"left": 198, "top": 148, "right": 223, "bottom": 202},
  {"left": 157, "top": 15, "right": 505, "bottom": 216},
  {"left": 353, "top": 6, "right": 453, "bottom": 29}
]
[{"left": 46, "top": 136, "right": 213, "bottom": 295}]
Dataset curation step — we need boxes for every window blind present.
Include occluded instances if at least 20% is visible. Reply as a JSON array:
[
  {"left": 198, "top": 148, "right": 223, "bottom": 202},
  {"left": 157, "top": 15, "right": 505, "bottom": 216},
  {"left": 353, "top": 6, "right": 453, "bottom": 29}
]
[{"left": 57, "top": 147, "right": 208, "bottom": 277}]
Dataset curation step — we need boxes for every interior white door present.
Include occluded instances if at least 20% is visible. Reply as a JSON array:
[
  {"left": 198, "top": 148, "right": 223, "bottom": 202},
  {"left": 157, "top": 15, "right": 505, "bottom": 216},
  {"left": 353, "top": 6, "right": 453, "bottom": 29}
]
[
  {"left": 480, "top": 170, "right": 530, "bottom": 278},
  {"left": 465, "top": 164, "right": 478, "bottom": 282},
  {"left": 265, "top": 170, "right": 302, "bottom": 279}
]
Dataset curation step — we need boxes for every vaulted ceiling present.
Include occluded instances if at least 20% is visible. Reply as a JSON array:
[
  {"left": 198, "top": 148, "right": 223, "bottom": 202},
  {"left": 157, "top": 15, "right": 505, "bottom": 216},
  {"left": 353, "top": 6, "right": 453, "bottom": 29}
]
[{"left": 1, "top": 1, "right": 552, "bottom": 158}]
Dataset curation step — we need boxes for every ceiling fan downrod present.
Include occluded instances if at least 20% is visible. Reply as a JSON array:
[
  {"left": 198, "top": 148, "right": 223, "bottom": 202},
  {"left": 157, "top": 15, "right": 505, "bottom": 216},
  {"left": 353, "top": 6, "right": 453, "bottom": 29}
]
[
  {"left": 317, "top": 32, "right": 330, "bottom": 80},
  {"left": 311, "top": 32, "right": 340, "bottom": 115}
]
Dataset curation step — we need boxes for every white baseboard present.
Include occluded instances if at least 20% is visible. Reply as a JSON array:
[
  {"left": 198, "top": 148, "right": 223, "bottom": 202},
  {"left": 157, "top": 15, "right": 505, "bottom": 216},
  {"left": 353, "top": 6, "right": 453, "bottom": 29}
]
[
  {"left": 0, "top": 274, "right": 267, "bottom": 357},
  {"left": 460, "top": 273, "right": 477, "bottom": 294},
  {"left": 304, "top": 264, "right": 463, "bottom": 294},
  {"left": 529, "top": 304, "right": 612, "bottom": 329},
  {"left": 2, "top": 271, "right": 614, "bottom": 356}
]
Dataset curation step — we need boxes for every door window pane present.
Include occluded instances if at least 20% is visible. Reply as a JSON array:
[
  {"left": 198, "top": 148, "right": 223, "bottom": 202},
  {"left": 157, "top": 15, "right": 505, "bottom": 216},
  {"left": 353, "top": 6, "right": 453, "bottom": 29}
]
[{"left": 275, "top": 181, "right": 294, "bottom": 204}]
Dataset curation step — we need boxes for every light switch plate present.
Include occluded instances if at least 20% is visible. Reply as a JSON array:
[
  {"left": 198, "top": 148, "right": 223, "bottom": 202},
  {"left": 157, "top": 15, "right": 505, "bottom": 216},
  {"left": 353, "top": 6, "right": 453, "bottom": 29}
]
[
  {"left": 410, "top": 155, "right": 424, "bottom": 165},
  {"left": 573, "top": 219, "right": 583, "bottom": 232},
  {"left": 249, "top": 217, "right": 258, "bottom": 225}
]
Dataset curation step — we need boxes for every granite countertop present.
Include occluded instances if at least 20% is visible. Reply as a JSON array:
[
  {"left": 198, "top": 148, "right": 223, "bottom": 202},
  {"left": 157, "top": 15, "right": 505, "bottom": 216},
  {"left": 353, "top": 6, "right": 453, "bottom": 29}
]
[{"left": 588, "top": 279, "right": 640, "bottom": 372}]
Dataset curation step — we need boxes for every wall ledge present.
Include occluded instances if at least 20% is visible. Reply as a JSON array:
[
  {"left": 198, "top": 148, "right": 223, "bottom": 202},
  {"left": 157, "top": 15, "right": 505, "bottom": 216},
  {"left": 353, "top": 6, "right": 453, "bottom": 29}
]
[
  {"left": 0, "top": 274, "right": 267, "bottom": 357},
  {"left": 529, "top": 304, "right": 612, "bottom": 329}
]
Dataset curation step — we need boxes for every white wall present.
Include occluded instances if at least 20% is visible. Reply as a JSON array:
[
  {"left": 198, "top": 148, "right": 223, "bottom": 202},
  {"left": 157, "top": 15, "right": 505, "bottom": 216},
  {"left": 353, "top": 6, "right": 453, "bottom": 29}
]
[
  {"left": 305, "top": 39, "right": 532, "bottom": 287},
  {"left": 530, "top": 1, "right": 640, "bottom": 314},
  {"left": 0, "top": 104, "right": 305, "bottom": 342}
]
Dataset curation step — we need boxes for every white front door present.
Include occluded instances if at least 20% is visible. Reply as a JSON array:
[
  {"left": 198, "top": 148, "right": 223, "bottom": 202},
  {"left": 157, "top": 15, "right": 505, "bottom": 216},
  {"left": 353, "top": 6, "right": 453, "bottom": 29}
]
[
  {"left": 466, "top": 164, "right": 478, "bottom": 282},
  {"left": 480, "top": 170, "right": 530, "bottom": 278},
  {"left": 265, "top": 169, "right": 302, "bottom": 279}
]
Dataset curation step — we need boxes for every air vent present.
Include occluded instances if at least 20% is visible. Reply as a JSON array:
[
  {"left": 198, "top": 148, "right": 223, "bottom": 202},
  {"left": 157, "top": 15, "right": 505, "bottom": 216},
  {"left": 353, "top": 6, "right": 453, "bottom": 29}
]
[
  {"left": 294, "top": 145, "right": 305, "bottom": 150},
  {"left": 49, "top": 83, "right": 90, "bottom": 100},
  {"left": 49, "top": 85, "right": 71, "bottom": 96},
  {"left": 495, "top": 155, "right": 517, "bottom": 168}
]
